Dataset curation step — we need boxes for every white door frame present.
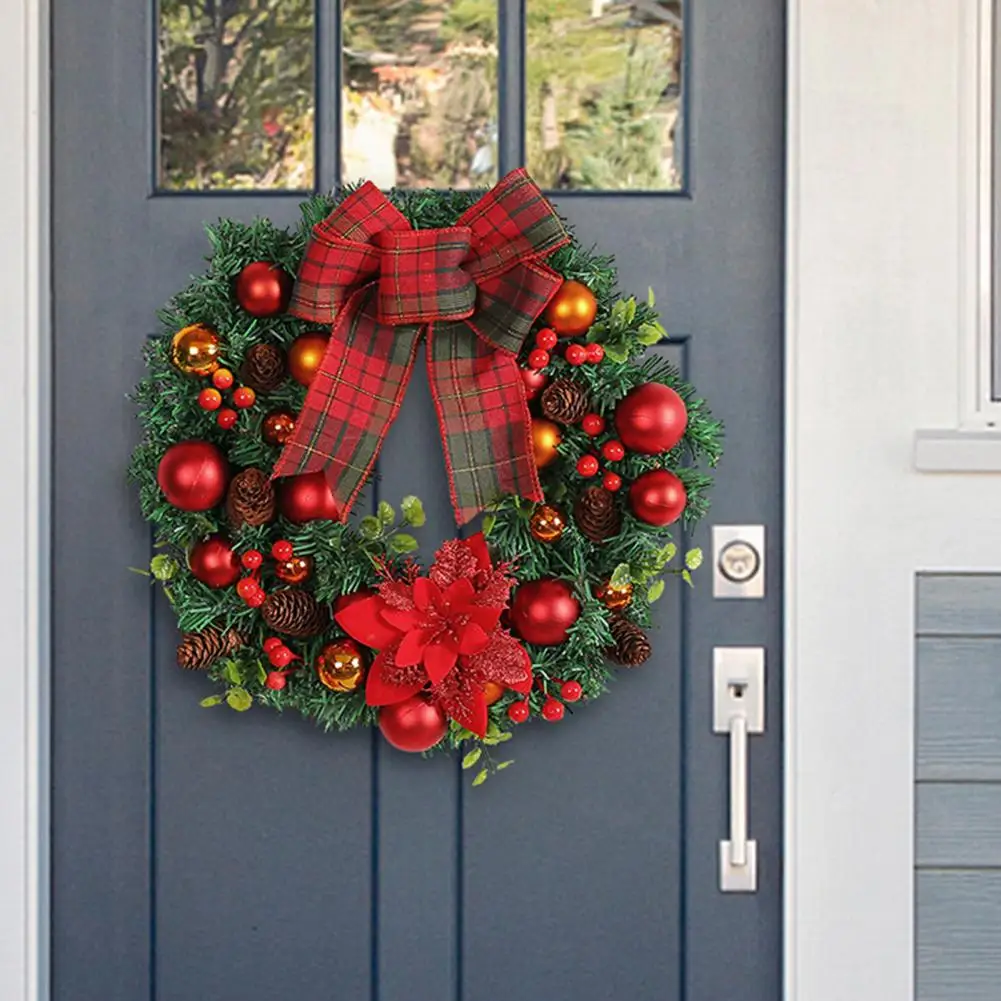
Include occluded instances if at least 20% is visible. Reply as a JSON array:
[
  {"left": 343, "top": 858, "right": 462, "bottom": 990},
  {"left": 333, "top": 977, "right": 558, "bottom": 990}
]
[{"left": 0, "top": 1, "right": 936, "bottom": 1000}]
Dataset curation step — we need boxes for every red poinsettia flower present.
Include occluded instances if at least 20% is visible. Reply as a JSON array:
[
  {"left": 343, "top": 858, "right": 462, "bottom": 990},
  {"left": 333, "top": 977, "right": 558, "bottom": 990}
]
[{"left": 334, "top": 533, "right": 532, "bottom": 737}]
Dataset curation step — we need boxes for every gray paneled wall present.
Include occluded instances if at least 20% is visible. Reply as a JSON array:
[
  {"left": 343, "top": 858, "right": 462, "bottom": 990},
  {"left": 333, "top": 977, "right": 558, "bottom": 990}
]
[{"left": 916, "top": 575, "right": 1001, "bottom": 1001}]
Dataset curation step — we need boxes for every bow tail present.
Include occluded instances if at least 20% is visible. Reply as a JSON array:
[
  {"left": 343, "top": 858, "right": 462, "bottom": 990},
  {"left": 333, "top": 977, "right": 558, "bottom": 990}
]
[
  {"left": 427, "top": 320, "right": 543, "bottom": 526},
  {"left": 271, "top": 285, "right": 423, "bottom": 521}
]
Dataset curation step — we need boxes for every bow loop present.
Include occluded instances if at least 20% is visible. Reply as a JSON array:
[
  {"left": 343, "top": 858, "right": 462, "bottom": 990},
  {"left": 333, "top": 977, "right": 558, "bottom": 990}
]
[{"left": 273, "top": 169, "right": 572, "bottom": 525}]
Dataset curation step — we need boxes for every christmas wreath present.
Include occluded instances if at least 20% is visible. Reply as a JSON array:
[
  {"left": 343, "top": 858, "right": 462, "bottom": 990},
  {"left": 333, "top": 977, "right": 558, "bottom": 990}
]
[{"left": 130, "top": 169, "right": 721, "bottom": 781}]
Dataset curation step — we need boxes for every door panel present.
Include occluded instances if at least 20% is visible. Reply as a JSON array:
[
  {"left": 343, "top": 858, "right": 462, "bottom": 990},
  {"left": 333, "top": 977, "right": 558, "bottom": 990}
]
[{"left": 51, "top": 2, "right": 784, "bottom": 1000}]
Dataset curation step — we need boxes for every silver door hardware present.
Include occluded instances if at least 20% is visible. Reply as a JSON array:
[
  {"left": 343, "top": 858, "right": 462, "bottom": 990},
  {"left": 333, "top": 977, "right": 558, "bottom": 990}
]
[
  {"left": 713, "top": 647, "right": 765, "bottom": 892},
  {"left": 712, "top": 525, "right": 765, "bottom": 598}
]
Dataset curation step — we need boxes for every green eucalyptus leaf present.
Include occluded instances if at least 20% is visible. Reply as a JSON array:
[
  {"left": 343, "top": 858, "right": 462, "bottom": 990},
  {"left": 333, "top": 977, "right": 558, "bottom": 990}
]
[
  {"left": 462, "top": 748, "right": 483, "bottom": 769},
  {"left": 604, "top": 342, "right": 630, "bottom": 364},
  {"left": 223, "top": 659, "right": 242, "bottom": 686},
  {"left": 226, "top": 688, "right": 253, "bottom": 712},
  {"left": 199, "top": 694, "right": 223, "bottom": 708},
  {"left": 658, "top": 542, "right": 678, "bottom": 566},
  {"left": 647, "top": 579, "right": 666, "bottom": 603},
  {"left": 611, "top": 299, "right": 628, "bottom": 325},
  {"left": 585, "top": 322, "right": 607, "bottom": 343},
  {"left": 647, "top": 286, "right": 656, "bottom": 308},
  {"left": 150, "top": 554, "right": 180, "bottom": 582},
  {"left": 637, "top": 323, "right": 663, "bottom": 346},
  {"left": 682, "top": 569, "right": 694, "bottom": 588},
  {"left": 390, "top": 533, "right": 419, "bottom": 554},
  {"left": 685, "top": 547, "right": 704, "bottom": 570},
  {"left": 496, "top": 760, "right": 515, "bottom": 771},
  {"left": 622, "top": 297, "right": 637, "bottom": 324},
  {"left": 610, "top": 562, "right": 632, "bottom": 588},
  {"left": 256, "top": 661, "right": 268, "bottom": 685},
  {"left": 471, "top": 769, "right": 489, "bottom": 787},
  {"left": 359, "top": 516, "right": 382, "bottom": 540},
  {"left": 377, "top": 500, "right": 396, "bottom": 526},
  {"left": 401, "top": 495, "right": 426, "bottom": 527},
  {"left": 493, "top": 731, "right": 513, "bottom": 743}
]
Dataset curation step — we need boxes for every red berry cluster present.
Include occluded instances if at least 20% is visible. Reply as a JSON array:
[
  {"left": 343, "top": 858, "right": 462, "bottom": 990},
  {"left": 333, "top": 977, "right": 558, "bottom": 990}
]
[
  {"left": 262, "top": 636, "right": 300, "bottom": 690},
  {"left": 505, "top": 678, "right": 583, "bottom": 725},
  {"left": 197, "top": 366, "right": 258, "bottom": 429},
  {"left": 576, "top": 412, "right": 625, "bottom": 490},
  {"left": 234, "top": 538, "right": 297, "bottom": 608},
  {"left": 526, "top": 327, "right": 604, "bottom": 371}
]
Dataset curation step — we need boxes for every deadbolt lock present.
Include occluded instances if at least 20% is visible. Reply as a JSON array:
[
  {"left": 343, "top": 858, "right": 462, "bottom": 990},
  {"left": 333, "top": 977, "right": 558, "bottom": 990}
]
[{"left": 712, "top": 525, "right": 765, "bottom": 598}]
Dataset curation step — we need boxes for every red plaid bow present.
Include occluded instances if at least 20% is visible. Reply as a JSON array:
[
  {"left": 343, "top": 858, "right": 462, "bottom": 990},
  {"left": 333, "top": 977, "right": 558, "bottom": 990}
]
[{"left": 271, "top": 169, "right": 570, "bottom": 525}]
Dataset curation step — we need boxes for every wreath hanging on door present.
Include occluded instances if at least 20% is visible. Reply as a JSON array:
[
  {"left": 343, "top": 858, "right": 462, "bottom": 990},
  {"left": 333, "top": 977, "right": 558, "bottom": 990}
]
[{"left": 129, "top": 170, "right": 721, "bottom": 781}]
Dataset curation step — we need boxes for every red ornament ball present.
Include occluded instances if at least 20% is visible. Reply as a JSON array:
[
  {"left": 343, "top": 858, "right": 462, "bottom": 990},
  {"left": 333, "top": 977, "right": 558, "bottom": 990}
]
[
  {"left": 271, "top": 539, "right": 294, "bottom": 562},
  {"left": 157, "top": 441, "right": 229, "bottom": 511},
  {"left": 614, "top": 383, "right": 688, "bottom": 455},
  {"left": 265, "top": 671, "right": 288, "bottom": 691},
  {"left": 629, "top": 469, "right": 687, "bottom": 526},
  {"left": 576, "top": 454, "right": 599, "bottom": 477},
  {"left": 581, "top": 413, "right": 605, "bottom": 436},
  {"left": 601, "top": 440, "right": 625, "bottom": 462},
  {"left": 507, "top": 700, "right": 531, "bottom": 724},
  {"left": 216, "top": 408, "right": 238, "bottom": 430},
  {"left": 378, "top": 696, "right": 449, "bottom": 753},
  {"left": 565, "top": 343, "right": 588, "bottom": 366},
  {"left": 541, "top": 698, "right": 565, "bottom": 722},
  {"left": 235, "top": 261, "right": 293, "bottom": 317},
  {"left": 198, "top": 387, "right": 222, "bottom": 411},
  {"left": 278, "top": 471, "right": 340, "bottom": 523},
  {"left": 232, "top": 386, "right": 257, "bottom": 409},
  {"left": 560, "top": 680, "right": 583, "bottom": 702},
  {"left": 520, "top": 367, "right": 549, "bottom": 400},
  {"left": 586, "top": 343, "right": 605, "bottom": 364},
  {"left": 212, "top": 368, "right": 234, "bottom": 391},
  {"left": 602, "top": 471, "right": 622, "bottom": 492},
  {"left": 527, "top": 348, "right": 551, "bottom": 370},
  {"left": 545, "top": 280, "right": 598, "bottom": 337},
  {"left": 241, "top": 549, "right": 263, "bottom": 571},
  {"left": 535, "top": 327, "right": 558, "bottom": 350},
  {"left": 510, "top": 578, "right": 581, "bottom": 646},
  {"left": 188, "top": 534, "right": 241, "bottom": 589}
]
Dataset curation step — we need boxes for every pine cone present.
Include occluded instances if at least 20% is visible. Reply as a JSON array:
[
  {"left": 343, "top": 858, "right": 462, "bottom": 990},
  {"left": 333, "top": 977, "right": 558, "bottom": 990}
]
[
  {"left": 607, "top": 616, "right": 652, "bottom": 667},
  {"left": 240, "top": 343, "right": 287, "bottom": 393},
  {"left": 176, "top": 626, "right": 245, "bottom": 670},
  {"left": 226, "top": 467, "right": 276, "bottom": 528},
  {"left": 261, "top": 588, "right": 329, "bottom": 638},
  {"left": 540, "top": 378, "right": 590, "bottom": 425},
  {"left": 574, "top": 486, "right": 622, "bottom": 543}
]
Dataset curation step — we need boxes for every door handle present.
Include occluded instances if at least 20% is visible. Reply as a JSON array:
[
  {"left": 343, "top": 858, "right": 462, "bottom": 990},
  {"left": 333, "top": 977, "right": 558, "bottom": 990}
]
[{"left": 713, "top": 647, "right": 765, "bottom": 892}]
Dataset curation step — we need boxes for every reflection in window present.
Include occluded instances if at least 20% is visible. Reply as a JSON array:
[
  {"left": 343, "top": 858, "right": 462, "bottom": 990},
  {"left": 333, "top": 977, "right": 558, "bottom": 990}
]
[
  {"left": 342, "top": 0, "right": 498, "bottom": 189},
  {"left": 158, "top": 0, "right": 315, "bottom": 191},
  {"left": 526, "top": 0, "right": 683, "bottom": 191}
]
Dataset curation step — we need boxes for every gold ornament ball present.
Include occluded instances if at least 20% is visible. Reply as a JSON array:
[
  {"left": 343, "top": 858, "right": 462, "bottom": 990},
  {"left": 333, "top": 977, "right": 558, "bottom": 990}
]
[
  {"left": 275, "top": 554, "right": 313, "bottom": 584},
  {"left": 483, "top": 681, "right": 505, "bottom": 706},
  {"left": 597, "top": 580, "right": 634, "bottom": 610},
  {"left": 316, "top": 639, "right": 367, "bottom": 692},
  {"left": 545, "top": 280, "right": 598, "bottom": 337},
  {"left": 171, "top": 324, "right": 220, "bottom": 375},
  {"left": 288, "top": 332, "right": 330, "bottom": 386},
  {"left": 532, "top": 418, "right": 562, "bottom": 469},
  {"left": 261, "top": 409, "right": 297, "bottom": 446},
  {"left": 529, "top": 504, "right": 566, "bottom": 542}
]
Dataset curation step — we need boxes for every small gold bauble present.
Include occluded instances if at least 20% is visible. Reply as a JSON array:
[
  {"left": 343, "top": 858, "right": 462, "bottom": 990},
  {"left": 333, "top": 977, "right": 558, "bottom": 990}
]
[
  {"left": 316, "top": 640, "right": 367, "bottom": 692},
  {"left": 531, "top": 418, "right": 562, "bottom": 469},
  {"left": 171, "top": 324, "right": 220, "bottom": 375},
  {"left": 275, "top": 554, "right": 313, "bottom": 584},
  {"left": 545, "top": 280, "right": 598, "bottom": 337},
  {"left": 529, "top": 504, "right": 566, "bottom": 543},
  {"left": 288, "top": 332, "right": 330, "bottom": 386},
  {"left": 261, "top": 409, "right": 297, "bottom": 446},
  {"left": 597, "top": 580, "right": 634, "bottom": 610},
  {"left": 483, "top": 681, "right": 505, "bottom": 706}
]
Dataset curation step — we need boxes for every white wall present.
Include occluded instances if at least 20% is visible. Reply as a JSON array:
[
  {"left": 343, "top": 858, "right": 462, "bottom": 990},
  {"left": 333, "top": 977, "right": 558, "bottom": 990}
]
[{"left": 787, "top": 1, "right": 1001, "bottom": 999}]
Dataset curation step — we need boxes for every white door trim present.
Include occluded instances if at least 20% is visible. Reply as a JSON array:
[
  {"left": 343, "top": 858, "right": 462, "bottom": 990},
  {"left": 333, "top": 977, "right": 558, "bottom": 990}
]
[
  {"left": 0, "top": 0, "right": 48, "bottom": 1000},
  {"left": 3, "top": 1, "right": 924, "bottom": 1000}
]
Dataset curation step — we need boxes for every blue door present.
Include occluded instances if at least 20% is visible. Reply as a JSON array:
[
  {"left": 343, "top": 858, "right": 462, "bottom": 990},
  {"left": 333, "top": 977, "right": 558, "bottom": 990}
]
[{"left": 51, "top": 2, "right": 784, "bottom": 999}]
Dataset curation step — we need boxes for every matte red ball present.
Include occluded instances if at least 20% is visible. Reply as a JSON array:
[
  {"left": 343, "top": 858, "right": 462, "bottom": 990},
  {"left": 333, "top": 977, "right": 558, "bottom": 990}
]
[
  {"left": 510, "top": 578, "right": 581, "bottom": 646},
  {"left": 278, "top": 471, "right": 340, "bottom": 523},
  {"left": 520, "top": 367, "right": 549, "bottom": 400},
  {"left": 629, "top": 469, "right": 687, "bottom": 526},
  {"left": 235, "top": 261, "right": 293, "bottom": 317},
  {"left": 157, "top": 441, "right": 229, "bottom": 511},
  {"left": 378, "top": 696, "right": 449, "bottom": 753},
  {"left": 188, "top": 534, "right": 241, "bottom": 588},
  {"left": 614, "top": 383, "right": 688, "bottom": 455}
]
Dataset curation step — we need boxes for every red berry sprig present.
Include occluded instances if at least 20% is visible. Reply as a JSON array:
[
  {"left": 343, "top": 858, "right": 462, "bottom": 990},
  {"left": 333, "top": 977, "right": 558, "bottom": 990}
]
[
  {"left": 576, "top": 454, "right": 600, "bottom": 477},
  {"left": 541, "top": 698, "right": 565, "bottom": 722},
  {"left": 232, "top": 386, "right": 256, "bottom": 409},
  {"left": 601, "top": 440, "right": 625, "bottom": 462},
  {"left": 212, "top": 368, "right": 235, "bottom": 390},
  {"left": 585, "top": 343, "right": 604, "bottom": 364},
  {"left": 271, "top": 539, "right": 294, "bottom": 561},
  {"left": 535, "top": 327, "right": 558, "bottom": 350},
  {"left": 565, "top": 343, "right": 587, "bottom": 366},
  {"left": 198, "top": 387, "right": 223, "bottom": 411},
  {"left": 602, "top": 471, "right": 622, "bottom": 492},
  {"left": 507, "top": 701, "right": 530, "bottom": 724},
  {"left": 581, "top": 413, "right": 605, "bottom": 436},
  {"left": 560, "top": 680, "right": 583, "bottom": 702},
  {"left": 216, "top": 407, "right": 238, "bottom": 429},
  {"left": 527, "top": 348, "right": 550, "bottom": 370}
]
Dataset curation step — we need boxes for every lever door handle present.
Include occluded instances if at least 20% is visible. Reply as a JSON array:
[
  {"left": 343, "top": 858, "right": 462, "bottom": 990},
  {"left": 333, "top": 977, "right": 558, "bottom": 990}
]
[{"left": 713, "top": 647, "right": 765, "bottom": 893}]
